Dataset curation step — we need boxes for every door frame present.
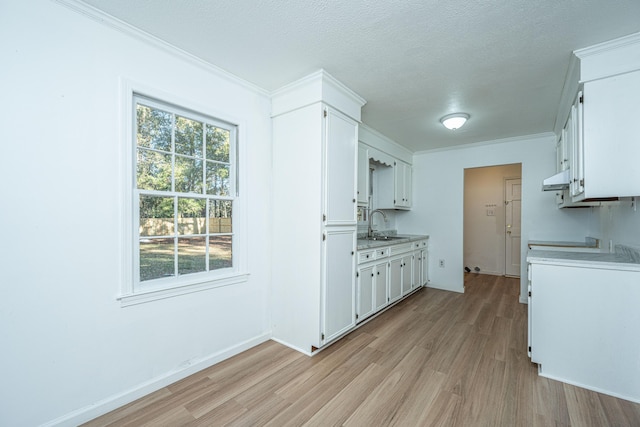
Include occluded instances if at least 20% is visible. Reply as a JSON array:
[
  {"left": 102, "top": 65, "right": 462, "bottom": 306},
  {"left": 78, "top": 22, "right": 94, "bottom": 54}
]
[{"left": 504, "top": 177, "right": 522, "bottom": 277}]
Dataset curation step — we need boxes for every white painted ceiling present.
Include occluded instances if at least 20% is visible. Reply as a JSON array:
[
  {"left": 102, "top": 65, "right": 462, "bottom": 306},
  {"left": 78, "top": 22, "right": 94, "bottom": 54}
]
[{"left": 80, "top": 0, "right": 640, "bottom": 152}]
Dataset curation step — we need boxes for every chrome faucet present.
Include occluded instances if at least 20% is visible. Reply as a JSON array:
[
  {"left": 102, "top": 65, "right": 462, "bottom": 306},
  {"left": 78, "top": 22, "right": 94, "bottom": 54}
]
[{"left": 368, "top": 209, "right": 387, "bottom": 238}]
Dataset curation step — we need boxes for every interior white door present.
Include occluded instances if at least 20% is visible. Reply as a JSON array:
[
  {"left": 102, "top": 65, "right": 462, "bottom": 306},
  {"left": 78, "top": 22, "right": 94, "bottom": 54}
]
[{"left": 505, "top": 178, "right": 521, "bottom": 277}]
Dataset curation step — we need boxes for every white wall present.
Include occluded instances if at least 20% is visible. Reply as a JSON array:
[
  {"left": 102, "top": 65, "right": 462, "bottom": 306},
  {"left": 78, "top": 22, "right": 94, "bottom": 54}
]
[
  {"left": 399, "top": 134, "right": 595, "bottom": 300},
  {"left": 598, "top": 200, "right": 640, "bottom": 250},
  {"left": 0, "top": 1, "right": 272, "bottom": 426},
  {"left": 464, "top": 164, "right": 522, "bottom": 276}
]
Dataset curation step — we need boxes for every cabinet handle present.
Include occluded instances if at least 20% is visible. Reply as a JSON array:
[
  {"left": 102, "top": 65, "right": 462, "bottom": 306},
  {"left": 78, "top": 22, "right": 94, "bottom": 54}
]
[
  {"left": 371, "top": 273, "right": 374, "bottom": 277},
  {"left": 353, "top": 198, "right": 356, "bottom": 203},
  {"left": 377, "top": 271, "right": 380, "bottom": 275}
]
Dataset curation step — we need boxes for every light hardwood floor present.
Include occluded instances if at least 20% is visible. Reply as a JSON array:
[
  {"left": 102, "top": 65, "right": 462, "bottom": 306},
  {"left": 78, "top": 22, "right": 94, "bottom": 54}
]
[{"left": 85, "top": 274, "right": 640, "bottom": 426}]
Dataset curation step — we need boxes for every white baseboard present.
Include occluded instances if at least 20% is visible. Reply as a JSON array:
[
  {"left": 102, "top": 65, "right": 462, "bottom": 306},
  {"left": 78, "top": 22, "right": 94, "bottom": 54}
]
[
  {"left": 270, "top": 337, "right": 314, "bottom": 357},
  {"left": 537, "top": 371, "right": 640, "bottom": 404},
  {"left": 426, "top": 282, "right": 464, "bottom": 293},
  {"left": 469, "top": 270, "right": 502, "bottom": 276},
  {"left": 43, "top": 333, "right": 272, "bottom": 427}
]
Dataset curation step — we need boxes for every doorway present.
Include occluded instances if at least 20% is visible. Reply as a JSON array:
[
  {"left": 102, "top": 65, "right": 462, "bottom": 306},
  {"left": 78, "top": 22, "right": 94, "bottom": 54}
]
[{"left": 463, "top": 163, "right": 522, "bottom": 277}]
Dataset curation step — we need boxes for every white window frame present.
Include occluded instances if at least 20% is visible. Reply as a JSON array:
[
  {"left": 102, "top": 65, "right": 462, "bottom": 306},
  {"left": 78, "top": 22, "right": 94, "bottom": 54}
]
[{"left": 119, "top": 80, "right": 248, "bottom": 306}]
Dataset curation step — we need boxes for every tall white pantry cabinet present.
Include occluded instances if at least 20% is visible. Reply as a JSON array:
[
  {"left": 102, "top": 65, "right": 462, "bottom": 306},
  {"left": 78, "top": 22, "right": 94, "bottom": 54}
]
[{"left": 271, "top": 71, "right": 366, "bottom": 354}]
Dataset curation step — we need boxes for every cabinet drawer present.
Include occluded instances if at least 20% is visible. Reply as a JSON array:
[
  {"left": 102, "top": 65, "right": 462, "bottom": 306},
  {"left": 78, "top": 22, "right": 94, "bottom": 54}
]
[
  {"left": 375, "top": 248, "right": 389, "bottom": 258},
  {"left": 358, "top": 250, "right": 375, "bottom": 264},
  {"left": 389, "top": 243, "right": 413, "bottom": 256}
]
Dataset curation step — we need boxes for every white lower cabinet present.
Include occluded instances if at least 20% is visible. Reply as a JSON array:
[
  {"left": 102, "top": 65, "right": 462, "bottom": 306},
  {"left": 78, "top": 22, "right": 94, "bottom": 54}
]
[
  {"left": 390, "top": 242, "right": 415, "bottom": 298},
  {"left": 388, "top": 257, "right": 403, "bottom": 304},
  {"left": 527, "top": 259, "right": 640, "bottom": 402},
  {"left": 356, "top": 257, "right": 388, "bottom": 323},
  {"left": 357, "top": 264, "right": 375, "bottom": 322},
  {"left": 400, "top": 254, "right": 413, "bottom": 296},
  {"left": 373, "top": 260, "right": 388, "bottom": 312},
  {"left": 420, "top": 247, "right": 428, "bottom": 286},
  {"left": 322, "top": 228, "right": 357, "bottom": 344},
  {"left": 410, "top": 240, "right": 428, "bottom": 289},
  {"left": 357, "top": 239, "right": 427, "bottom": 322}
]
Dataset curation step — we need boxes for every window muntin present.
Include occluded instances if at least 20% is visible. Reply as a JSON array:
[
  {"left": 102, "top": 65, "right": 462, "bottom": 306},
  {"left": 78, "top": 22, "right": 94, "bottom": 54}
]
[{"left": 134, "top": 95, "right": 236, "bottom": 288}]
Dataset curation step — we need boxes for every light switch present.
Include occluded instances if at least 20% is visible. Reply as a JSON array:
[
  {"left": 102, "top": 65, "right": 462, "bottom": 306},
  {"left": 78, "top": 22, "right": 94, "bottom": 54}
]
[{"left": 486, "top": 209, "right": 495, "bottom": 216}]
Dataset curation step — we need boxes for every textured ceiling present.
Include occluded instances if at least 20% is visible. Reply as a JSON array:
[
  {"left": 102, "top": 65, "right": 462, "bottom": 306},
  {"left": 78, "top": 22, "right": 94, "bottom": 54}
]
[{"left": 79, "top": 0, "right": 640, "bottom": 152}]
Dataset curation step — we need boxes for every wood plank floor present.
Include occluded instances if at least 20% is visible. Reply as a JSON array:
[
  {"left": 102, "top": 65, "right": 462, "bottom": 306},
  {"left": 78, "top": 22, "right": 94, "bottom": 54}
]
[{"left": 85, "top": 274, "right": 640, "bottom": 426}]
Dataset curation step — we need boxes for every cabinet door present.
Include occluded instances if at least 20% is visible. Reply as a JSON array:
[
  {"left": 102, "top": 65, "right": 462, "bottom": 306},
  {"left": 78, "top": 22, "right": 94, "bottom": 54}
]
[
  {"left": 394, "top": 161, "right": 412, "bottom": 208},
  {"left": 322, "top": 228, "right": 356, "bottom": 343},
  {"left": 357, "top": 265, "right": 375, "bottom": 323},
  {"left": 570, "top": 93, "right": 585, "bottom": 199},
  {"left": 389, "top": 258, "right": 402, "bottom": 303},
  {"left": 557, "top": 129, "right": 569, "bottom": 172},
  {"left": 556, "top": 133, "right": 563, "bottom": 173},
  {"left": 403, "top": 163, "right": 412, "bottom": 208},
  {"left": 401, "top": 254, "right": 412, "bottom": 296},
  {"left": 324, "top": 108, "right": 357, "bottom": 225},
  {"left": 420, "top": 248, "right": 428, "bottom": 286},
  {"left": 412, "top": 251, "right": 421, "bottom": 289},
  {"left": 567, "top": 104, "right": 580, "bottom": 198},
  {"left": 527, "top": 264, "right": 532, "bottom": 358},
  {"left": 394, "top": 161, "right": 404, "bottom": 207},
  {"left": 357, "top": 142, "right": 369, "bottom": 206},
  {"left": 583, "top": 71, "right": 640, "bottom": 198},
  {"left": 374, "top": 261, "right": 388, "bottom": 312}
]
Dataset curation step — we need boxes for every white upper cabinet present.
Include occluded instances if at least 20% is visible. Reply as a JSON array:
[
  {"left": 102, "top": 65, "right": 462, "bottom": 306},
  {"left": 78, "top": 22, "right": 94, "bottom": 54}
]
[
  {"left": 358, "top": 125, "right": 414, "bottom": 211},
  {"left": 555, "top": 33, "right": 640, "bottom": 202},
  {"left": 376, "top": 159, "right": 413, "bottom": 210},
  {"left": 324, "top": 108, "right": 358, "bottom": 225},
  {"left": 394, "top": 160, "right": 412, "bottom": 209},
  {"left": 578, "top": 70, "right": 640, "bottom": 200},
  {"left": 357, "top": 142, "right": 369, "bottom": 206}
]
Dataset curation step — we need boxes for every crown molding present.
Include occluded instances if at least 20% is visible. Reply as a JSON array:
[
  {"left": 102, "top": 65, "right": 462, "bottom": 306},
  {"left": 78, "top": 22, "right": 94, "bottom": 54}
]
[
  {"left": 574, "top": 31, "right": 640, "bottom": 59},
  {"left": 359, "top": 123, "right": 413, "bottom": 163},
  {"left": 414, "top": 132, "right": 555, "bottom": 155},
  {"left": 271, "top": 69, "right": 366, "bottom": 120}
]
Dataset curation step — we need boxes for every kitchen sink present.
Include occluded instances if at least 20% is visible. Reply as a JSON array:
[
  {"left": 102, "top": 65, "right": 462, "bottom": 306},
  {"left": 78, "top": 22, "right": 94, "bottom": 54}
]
[{"left": 365, "top": 235, "right": 405, "bottom": 241}]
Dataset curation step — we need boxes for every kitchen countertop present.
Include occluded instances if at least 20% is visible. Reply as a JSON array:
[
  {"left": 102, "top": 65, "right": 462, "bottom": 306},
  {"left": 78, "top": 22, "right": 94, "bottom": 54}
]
[
  {"left": 527, "top": 244, "right": 640, "bottom": 271},
  {"left": 528, "top": 237, "right": 600, "bottom": 250},
  {"left": 357, "top": 234, "right": 429, "bottom": 250}
]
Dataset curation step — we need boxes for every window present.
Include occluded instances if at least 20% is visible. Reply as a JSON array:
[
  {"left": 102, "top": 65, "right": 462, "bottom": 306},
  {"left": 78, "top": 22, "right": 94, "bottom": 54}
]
[{"left": 130, "top": 94, "right": 238, "bottom": 296}]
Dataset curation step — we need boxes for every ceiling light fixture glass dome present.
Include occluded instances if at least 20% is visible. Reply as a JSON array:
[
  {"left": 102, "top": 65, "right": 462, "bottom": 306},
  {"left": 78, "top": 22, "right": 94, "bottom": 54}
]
[{"left": 440, "top": 113, "right": 470, "bottom": 130}]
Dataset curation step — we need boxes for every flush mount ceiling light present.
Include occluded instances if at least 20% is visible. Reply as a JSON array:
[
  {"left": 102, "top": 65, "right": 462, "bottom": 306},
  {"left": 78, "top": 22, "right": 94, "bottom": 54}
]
[{"left": 440, "top": 113, "right": 470, "bottom": 130}]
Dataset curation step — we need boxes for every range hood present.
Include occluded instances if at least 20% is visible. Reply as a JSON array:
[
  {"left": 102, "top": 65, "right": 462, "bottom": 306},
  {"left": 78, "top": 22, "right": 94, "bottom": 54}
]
[{"left": 542, "top": 170, "right": 570, "bottom": 191}]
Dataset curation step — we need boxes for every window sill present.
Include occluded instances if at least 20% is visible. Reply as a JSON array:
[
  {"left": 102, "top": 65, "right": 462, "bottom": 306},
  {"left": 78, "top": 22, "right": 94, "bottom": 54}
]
[{"left": 118, "top": 272, "right": 249, "bottom": 307}]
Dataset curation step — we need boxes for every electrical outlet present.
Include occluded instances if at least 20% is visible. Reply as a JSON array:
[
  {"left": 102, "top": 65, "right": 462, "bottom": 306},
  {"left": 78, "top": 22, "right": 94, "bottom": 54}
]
[{"left": 439, "top": 259, "right": 445, "bottom": 268}]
